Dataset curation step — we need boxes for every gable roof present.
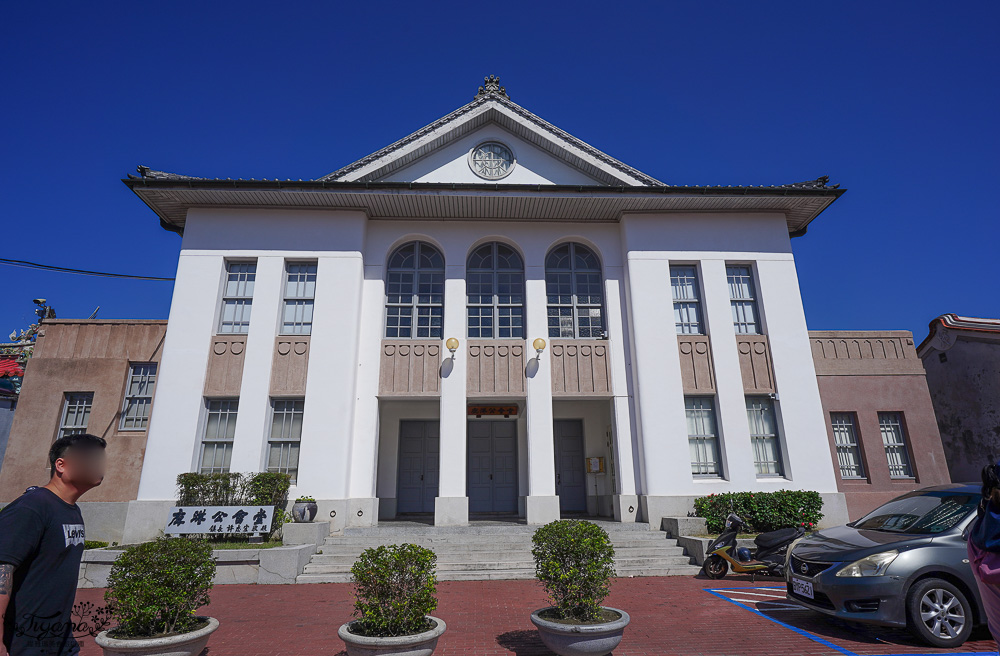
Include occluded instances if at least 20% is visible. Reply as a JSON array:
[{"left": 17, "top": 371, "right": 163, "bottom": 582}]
[
  {"left": 319, "top": 76, "right": 662, "bottom": 186},
  {"left": 123, "top": 76, "right": 845, "bottom": 236}
]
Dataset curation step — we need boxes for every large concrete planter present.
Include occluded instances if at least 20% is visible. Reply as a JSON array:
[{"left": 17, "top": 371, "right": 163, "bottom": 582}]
[
  {"left": 337, "top": 616, "right": 446, "bottom": 656},
  {"left": 94, "top": 616, "right": 219, "bottom": 656},
  {"left": 530, "top": 607, "right": 630, "bottom": 656}
]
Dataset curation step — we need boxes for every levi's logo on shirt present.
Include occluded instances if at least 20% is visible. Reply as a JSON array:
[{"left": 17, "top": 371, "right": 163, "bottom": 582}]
[{"left": 62, "top": 523, "right": 85, "bottom": 547}]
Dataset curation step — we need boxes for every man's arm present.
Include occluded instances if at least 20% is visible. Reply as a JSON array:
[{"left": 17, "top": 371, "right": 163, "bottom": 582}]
[{"left": 0, "top": 561, "right": 11, "bottom": 656}]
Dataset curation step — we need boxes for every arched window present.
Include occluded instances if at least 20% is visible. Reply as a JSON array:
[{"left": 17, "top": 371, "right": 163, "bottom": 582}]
[
  {"left": 545, "top": 242, "right": 604, "bottom": 338},
  {"left": 466, "top": 242, "right": 524, "bottom": 339},
  {"left": 384, "top": 241, "right": 444, "bottom": 339}
]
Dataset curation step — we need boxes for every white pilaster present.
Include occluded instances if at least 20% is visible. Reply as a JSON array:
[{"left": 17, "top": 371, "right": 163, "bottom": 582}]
[
  {"left": 755, "top": 259, "right": 839, "bottom": 491},
  {"left": 436, "top": 273, "right": 469, "bottom": 525},
  {"left": 604, "top": 273, "right": 639, "bottom": 522},
  {"left": 136, "top": 253, "right": 223, "bottom": 500},
  {"left": 699, "top": 259, "right": 757, "bottom": 489},
  {"left": 524, "top": 276, "right": 559, "bottom": 524},
  {"left": 229, "top": 256, "right": 284, "bottom": 474},
  {"left": 346, "top": 276, "right": 385, "bottom": 501},
  {"left": 296, "top": 253, "right": 366, "bottom": 501}
]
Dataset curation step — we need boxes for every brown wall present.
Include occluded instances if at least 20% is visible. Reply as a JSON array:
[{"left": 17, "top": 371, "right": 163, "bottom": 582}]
[
  {"left": 810, "top": 331, "right": 950, "bottom": 519},
  {"left": 0, "top": 320, "right": 167, "bottom": 503}
]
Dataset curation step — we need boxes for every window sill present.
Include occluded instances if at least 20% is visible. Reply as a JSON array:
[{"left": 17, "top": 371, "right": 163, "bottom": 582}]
[
  {"left": 692, "top": 475, "right": 725, "bottom": 482},
  {"left": 889, "top": 476, "right": 916, "bottom": 481}
]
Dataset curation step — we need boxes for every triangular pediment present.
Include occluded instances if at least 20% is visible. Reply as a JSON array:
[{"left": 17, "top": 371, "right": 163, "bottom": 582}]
[{"left": 320, "top": 79, "right": 663, "bottom": 187}]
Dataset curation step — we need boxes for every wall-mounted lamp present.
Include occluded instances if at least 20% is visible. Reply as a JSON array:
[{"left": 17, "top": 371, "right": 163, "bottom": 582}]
[
  {"left": 446, "top": 337, "right": 460, "bottom": 358},
  {"left": 533, "top": 337, "right": 546, "bottom": 357}
]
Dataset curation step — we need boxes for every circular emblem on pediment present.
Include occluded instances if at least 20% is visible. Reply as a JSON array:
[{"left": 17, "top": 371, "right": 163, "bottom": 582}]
[{"left": 469, "top": 141, "right": 515, "bottom": 180}]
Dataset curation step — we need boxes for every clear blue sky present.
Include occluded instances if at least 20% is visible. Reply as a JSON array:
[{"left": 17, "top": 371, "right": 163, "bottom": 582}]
[{"left": 3, "top": 1, "right": 997, "bottom": 341}]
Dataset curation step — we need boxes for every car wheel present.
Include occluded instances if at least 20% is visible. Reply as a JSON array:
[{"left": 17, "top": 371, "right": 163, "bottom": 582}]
[
  {"left": 703, "top": 555, "right": 728, "bottom": 579},
  {"left": 906, "top": 578, "right": 973, "bottom": 648}
]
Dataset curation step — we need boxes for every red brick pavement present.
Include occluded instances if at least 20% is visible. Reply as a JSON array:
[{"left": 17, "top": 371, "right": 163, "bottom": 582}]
[{"left": 71, "top": 575, "right": 997, "bottom": 656}]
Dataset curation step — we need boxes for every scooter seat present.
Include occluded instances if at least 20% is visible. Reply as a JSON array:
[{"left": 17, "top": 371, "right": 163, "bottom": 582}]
[{"left": 754, "top": 527, "right": 802, "bottom": 549}]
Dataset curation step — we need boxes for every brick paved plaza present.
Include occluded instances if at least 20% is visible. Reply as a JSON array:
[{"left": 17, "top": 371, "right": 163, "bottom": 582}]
[{"left": 72, "top": 575, "right": 997, "bottom": 656}]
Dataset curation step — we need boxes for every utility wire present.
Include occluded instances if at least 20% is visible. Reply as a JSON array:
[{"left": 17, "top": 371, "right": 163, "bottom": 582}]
[{"left": 0, "top": 258, "right": 175, "bottom": 281}]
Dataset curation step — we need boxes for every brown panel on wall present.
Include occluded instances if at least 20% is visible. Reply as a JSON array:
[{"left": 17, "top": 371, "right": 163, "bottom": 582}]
[
  {"left": 551, "top": 340, "right": 612, "bottom": 396},
  {"left": 204, "top": 336, "right": 247, "bottom": 397},
  {"left": 467, "top": 340, "right": 525, "bottom": 396},
  {"left": 677, "top": 335, "right": 715, "bottom": 393},
  {"left": 379, "top": 340, "right": 441, "bottom": 396},
  {"left": 270, "top": 337, "right": 310, "bottom": 396},
  {"left": 809, "top": 331, "right": 925, "bottom": 376},
  {"left": 737, "top": 335, "right": 775, "bottom": 394}
]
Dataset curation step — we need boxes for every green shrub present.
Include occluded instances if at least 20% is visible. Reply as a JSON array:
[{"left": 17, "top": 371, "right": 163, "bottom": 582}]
[
  {"left": 175, "top": 472, "right": 290, "bottom": 540},
  {"left": 349, "top": 544, "right": 438, "bottom": 637},
  {"left": 531, "top": 520, "right": 616, "bottom": 622},
  {"left": 693, "top": 490, "right": 824, "bottom": 534},
  {"left": 83, "top": 540, "right": 108, "bottom": 550},
  {"left": 104, "top": 536, "right": 216, "bottom": 637}
]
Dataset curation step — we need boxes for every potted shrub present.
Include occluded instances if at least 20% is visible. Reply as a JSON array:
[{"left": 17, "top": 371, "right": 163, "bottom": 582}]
[
  {"left": 292, "top": 495, "right": 318, "bottom": 522},
  {"left": 95, "top": 536, "right": 218, "bottom": 656},
  {"left": 529, "top": 520, "right": 630, "bottom": 656},
  {"left": 338, "top": 543, "right": 446, "bottom": 656}
]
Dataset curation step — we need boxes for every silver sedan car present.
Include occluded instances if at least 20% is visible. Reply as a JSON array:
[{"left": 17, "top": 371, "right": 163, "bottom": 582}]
[{"left": 785, "top": 484, "right": 986, "bottom": 648}]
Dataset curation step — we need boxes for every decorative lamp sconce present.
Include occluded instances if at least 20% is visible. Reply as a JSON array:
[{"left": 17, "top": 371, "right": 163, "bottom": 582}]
[
  {"left": 446, "top": 337, "right": 460, "bottom": 358},
  {"left": 533, "top": 337, "right": 546, "bottom": 357}
]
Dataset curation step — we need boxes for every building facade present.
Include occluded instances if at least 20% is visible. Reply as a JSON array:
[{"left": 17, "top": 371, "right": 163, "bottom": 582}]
[
  {"left": 811, "top": 330, "right": 951, "bottom": 518},
  {"left": 103, "top": 78, "right": 857, "bottom": 543},
  {"left": 918, "top": 314, "right": 1000, "bottom": 483}
]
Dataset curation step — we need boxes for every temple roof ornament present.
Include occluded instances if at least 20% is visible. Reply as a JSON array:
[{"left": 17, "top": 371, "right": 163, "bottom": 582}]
[{"left": 476, "top": 75, "right": 508, "bottom": 100}]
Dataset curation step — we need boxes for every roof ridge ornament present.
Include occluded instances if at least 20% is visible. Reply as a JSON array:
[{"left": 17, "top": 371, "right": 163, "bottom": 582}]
[{"left": 475, "top": 75, "right": 508, "bottom": 100}]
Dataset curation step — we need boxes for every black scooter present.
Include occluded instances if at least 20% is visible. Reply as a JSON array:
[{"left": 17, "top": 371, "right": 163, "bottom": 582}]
[{"left": 701, "top": 513, "right": 804, "bottom": 580}]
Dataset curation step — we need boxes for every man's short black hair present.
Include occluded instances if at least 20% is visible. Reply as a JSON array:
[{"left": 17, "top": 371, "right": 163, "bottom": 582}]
[{"left": 49, "top": 433, "right": 107, "bottom": 477}]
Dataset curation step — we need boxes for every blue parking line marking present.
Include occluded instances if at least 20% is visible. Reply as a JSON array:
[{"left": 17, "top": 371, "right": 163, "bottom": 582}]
[{"left": 706, "top": 586, "right": 998, "bottom": 656}]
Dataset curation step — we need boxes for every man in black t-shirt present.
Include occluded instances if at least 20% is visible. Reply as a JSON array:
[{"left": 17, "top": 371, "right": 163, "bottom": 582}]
[{"left": 0, "top": 433, "right": 106, "bottom": 656}]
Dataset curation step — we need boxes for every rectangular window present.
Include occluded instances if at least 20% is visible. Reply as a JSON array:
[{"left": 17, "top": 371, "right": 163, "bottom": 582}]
[
  {"left": 727, "top": 265, "right": 761, "bottom": 334},
  {"left": 219, "top": 262, "right": 256, "bottom": 334},
  {"left": 199, "top": 399, "right": 238, "bottom": 474},
  {"left": 119, "top": 364, "right": 157, "bottom": 430},
  {"left": 879, "top": 412, "right": 913, "bottom": 478},
  {"left": 671, "top": 265, "right": 703, "bottom": 334},
  {"left": 746, "top": 396, "right": 783, "bottom": 476},
  {"left": 686, "top": 396, "right": 720, "bottom": 476},
  {"left": 267, "top": 398, "right": 304, "bottom": 484},
  {"left": 830, "top": 412, "right": 865, "bottom": 479},
  {"left": 59, "top": 393, "right": 93, "bottom": 438},
  {"left": 282, "top": 262, "right": 316, "bottom": 335}
]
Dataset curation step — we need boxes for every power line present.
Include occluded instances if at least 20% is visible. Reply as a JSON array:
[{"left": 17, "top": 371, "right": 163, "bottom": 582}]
[{"left": 0, "top": 258, "right": 175, "bottom": 281}]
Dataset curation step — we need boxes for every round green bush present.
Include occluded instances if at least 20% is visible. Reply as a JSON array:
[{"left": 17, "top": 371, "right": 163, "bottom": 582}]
[
  {"left": 531, "top": 520, "right": 616, "bottom": 622},
  {"left": 349, "top": 543, "right": 438, "bottom": 637},
  {"left": 104, "top": 536, "right": 216, "bottom": 637}
]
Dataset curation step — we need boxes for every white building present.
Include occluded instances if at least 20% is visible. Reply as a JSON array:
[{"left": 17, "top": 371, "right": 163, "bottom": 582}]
[{"left": 119, "top": 76, "right": 849, "bottom": 542}]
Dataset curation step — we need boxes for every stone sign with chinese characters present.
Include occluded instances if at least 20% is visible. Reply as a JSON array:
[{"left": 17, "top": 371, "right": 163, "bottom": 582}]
[{"left": 164, "top": 505, "right": 273, "bottom": 535}]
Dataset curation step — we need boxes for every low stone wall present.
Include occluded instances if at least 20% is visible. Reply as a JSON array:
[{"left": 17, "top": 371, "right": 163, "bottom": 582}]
[{"left": 79, "top": 522, "right": 331, "bottom": 588}]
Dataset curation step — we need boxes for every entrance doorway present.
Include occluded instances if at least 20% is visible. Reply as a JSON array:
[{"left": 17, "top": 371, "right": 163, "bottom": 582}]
[
  {"left": 467, "top": 420, "right": 518, "bottom": 513},
  {"left": 554, "top": 419, "right": 587, "bottom": 513},
  {"left": 396, "top": 420, "right": 439, "bottom": 513}
]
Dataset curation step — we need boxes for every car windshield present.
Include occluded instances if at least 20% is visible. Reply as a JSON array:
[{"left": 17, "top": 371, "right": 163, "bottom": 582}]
[{"left": 850, "top": 490, "right": 979, "bottom": 534}]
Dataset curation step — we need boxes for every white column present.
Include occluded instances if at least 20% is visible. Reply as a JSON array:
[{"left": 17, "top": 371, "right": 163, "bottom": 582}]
[
  {"left": 524, "top": 276, "right": 560, "bottom": 524},
  {"left": 755, "top": 259, "right": 839, "bottom": 492},
  {"left": 699, "top": 259, "right": 757, "bottom": 490},
  {"left": 136, "top": 253, "right": 223, "bottom": 500},
  {"left": 229, "top": 256, "right": 284, "bottom": 473},
  {"left": 623, "top": 253, "right": 691, "bottom": 527},
  {"left": 604, "top": 273, "right": 639, "bottom": 522},
  {"left": 296, "top": 253, "right": 365, "bottom": 508},
  {"left": 436, "top": 273, "right": 469, "bottom": 525}
]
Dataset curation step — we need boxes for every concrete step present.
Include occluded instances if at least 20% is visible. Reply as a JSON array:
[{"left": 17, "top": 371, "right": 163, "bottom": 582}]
[
  {"left": 296, "top": 564, "right": 703, "bottom": 584},
  {"left": 321, "top": 535, "right": 676, "bottom": 549},
  {"left": 302, "top": 554, "right": 694, "bottom": 574},
  {"left": 307, "top": 546, "right": 687, "bottom": 565}
]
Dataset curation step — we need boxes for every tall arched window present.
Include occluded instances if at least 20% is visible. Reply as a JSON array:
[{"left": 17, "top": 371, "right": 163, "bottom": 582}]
[
  {"left": 546, "top": 242, "right": 604, "bottom": 338},
  {"left": 466, "top": 242, "right": 524, "bottom": 339},
  {"left": 384, "top": 241, "right": 444, "bottom": 339}
]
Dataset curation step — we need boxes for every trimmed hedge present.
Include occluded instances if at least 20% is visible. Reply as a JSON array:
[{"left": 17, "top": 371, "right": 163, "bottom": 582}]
[
  {"left": 531, "top": 520, "right": 616, "bottom": 622},
  {"left": 350, "top": 544, "right": 438, "bottom": 637},
  {"left": 693, "top": 490, "right": 823, "bottom": 534},
  {"left": 175, "top": 472, "right": 290, "bottom": 540}
]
